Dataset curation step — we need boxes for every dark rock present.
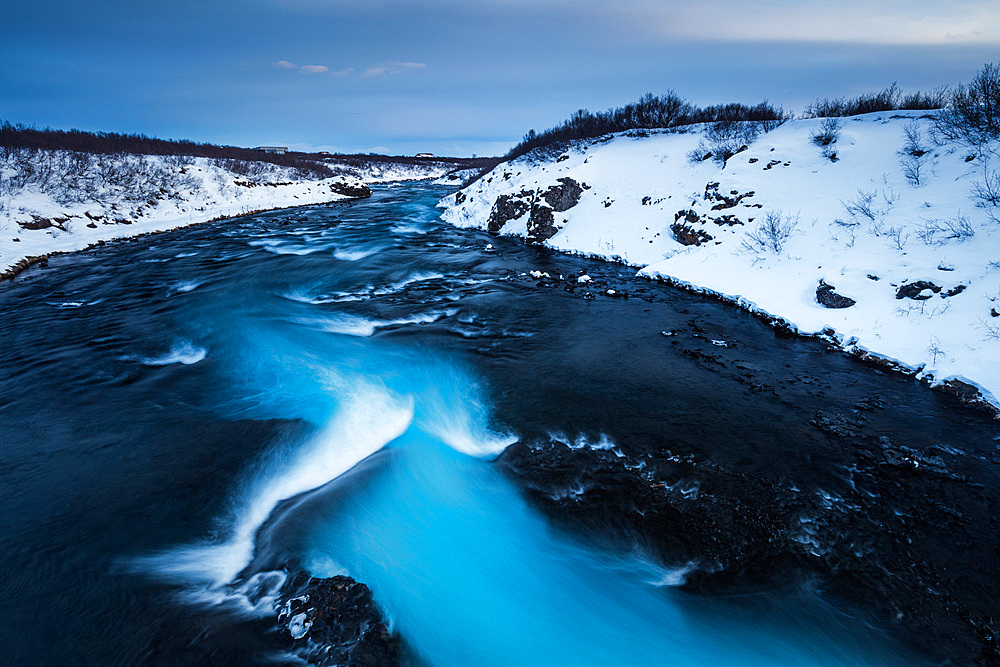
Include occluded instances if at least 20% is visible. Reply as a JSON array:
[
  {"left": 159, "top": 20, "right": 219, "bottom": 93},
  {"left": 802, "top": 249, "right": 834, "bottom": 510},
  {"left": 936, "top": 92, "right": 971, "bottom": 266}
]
[
  {"left": 671, "top": 222, "right": 713, "bottom": 246},
  {"left": 896, "top": 281, "right": 941, "bottom": 300},
  {"left": 704, "top": 182, "right": 754, "bottom": 210},
  {"left": 330, "top": 182, "right": 373, "bottom": 199},
  {"left": 454, "top": 191, "right": 466, "bottom": 205},
  {"left": 275, "top": 572, "right": 399, "bottom": 666},
  {"left": 541, "top": 177, "right": 584, "bottom": 212},
  {"left": 487, "top": 191, "right": 532, "bottom": 232},
  {"left": 497, "top": 429, "right": 1000, "bottom": 665},
  {"left": 942, "top": 284, "right": 966, "bottom": 298},
  {"left": 526, "top": 204, "right": 558, "bottom": 243},
  {"left": 816, "top": 281, "right": 856, "bottom": 309},
  {"left": 674, "top": 209, "right": 700, "bottom": 225}
]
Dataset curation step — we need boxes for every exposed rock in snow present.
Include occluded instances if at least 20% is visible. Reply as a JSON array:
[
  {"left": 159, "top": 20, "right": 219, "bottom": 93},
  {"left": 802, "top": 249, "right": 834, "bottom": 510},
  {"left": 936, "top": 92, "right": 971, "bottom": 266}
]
[{"left": 440, "top": 112, "right": 1000, "bottom": 412}]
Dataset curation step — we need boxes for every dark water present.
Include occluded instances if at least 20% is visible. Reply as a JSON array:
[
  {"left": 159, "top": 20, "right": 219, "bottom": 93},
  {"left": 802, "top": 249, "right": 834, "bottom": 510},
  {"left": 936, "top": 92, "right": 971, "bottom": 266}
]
[{"left": 0, "top": 182, "right": 997, "bottom": 665}]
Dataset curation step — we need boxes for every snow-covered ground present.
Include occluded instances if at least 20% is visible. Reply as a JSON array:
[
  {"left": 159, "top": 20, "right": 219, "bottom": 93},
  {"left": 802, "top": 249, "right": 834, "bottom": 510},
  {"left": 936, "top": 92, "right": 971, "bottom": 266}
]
[
  {"left": 325, "top": 158, "right": 469, "bottom": 183},
  {"left": 440, "top": 112, "right": 1000, "bottom": 412},
  {"left": 0, "top": 151, "right": 368, "bottom": 276}
]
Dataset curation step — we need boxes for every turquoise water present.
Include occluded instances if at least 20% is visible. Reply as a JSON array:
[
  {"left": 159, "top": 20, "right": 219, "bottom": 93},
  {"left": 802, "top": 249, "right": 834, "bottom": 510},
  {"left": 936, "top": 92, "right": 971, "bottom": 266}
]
[{"left": 1, "top": 182, "right": 966, "bottom": 664}]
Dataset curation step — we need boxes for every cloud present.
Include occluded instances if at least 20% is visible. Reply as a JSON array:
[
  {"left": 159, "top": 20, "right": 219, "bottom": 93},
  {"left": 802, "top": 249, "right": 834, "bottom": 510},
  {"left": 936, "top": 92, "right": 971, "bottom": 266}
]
[
  {"left": 272, "top": 59, "right": 426, "bottom": 78},
  {"left": 362, "top": 61, "right": 427, "bottom": 77},
  {"left": 605, "top": 0, "right": 1000, "bottom": 46}
]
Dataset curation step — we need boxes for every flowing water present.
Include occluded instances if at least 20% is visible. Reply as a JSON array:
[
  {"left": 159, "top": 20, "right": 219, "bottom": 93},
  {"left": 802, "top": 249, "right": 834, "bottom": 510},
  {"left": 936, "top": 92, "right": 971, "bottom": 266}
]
[{"left": 1, "top": 182, "right": 996, "bottom": 665}]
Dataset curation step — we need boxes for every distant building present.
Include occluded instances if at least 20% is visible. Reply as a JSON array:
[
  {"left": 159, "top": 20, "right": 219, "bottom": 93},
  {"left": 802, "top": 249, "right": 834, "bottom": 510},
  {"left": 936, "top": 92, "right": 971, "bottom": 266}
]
[
  {"left": 317, "top": 151, "right": 332, "bottom": 156},
  {"left": 415, "top": 153, "right": 434, "bottom": 158},
  {"left": 254, "top": 146, "right": 288, "bottom": 155}
]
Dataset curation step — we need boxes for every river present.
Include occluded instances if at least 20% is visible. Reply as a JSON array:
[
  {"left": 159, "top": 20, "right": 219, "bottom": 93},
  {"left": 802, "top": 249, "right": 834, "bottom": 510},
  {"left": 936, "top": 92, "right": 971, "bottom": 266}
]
[{"left": 0, "top": 182, "right": 997, "bottom": 665}]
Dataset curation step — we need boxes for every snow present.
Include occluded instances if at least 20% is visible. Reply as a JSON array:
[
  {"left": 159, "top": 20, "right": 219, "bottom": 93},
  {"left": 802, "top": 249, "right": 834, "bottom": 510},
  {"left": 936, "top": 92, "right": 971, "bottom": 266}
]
[
  {"left": 324, "top": 158, "right": 470, "bottom": 184},
  {"left": 440, "top": 112, "right": 1000, "bottom": 411},
  {"left": 0, "top": 152, "right": 367, "bottom": 275}
]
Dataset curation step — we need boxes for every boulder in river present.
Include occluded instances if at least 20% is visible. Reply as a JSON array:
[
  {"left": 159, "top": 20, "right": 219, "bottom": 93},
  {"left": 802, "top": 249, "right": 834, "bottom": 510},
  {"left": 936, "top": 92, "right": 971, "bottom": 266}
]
[{"left": 275, "top": 571, "right": 399, "bottom": 666}]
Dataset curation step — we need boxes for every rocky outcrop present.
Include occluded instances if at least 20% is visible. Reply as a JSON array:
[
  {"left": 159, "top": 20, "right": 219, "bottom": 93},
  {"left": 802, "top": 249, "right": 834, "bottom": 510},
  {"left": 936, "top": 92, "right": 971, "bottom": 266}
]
[
  {"left": 487, "top": 178, "right": 586, "bottom": 242},
  {"left": 275, "top": 571, "right": 399, "bottom": 666},
  {"left": 488, "top": 190, "right": 533, "bottom": 232},
  {"left": 526, "top": 204, "right": 558, "bottom": 243},
  {"left": 330, "top": 181, "right": 373, "bottom": 198},
  {"left": 816, "top": 280, "right": 856, "bottom": 308},
  {"left": 541, "top": 177, "right": 584, "bottom": 212}
]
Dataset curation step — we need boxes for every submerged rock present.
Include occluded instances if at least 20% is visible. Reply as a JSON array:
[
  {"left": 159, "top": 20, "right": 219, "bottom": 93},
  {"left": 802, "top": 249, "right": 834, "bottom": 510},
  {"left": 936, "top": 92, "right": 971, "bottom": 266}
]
[
  {"left": 497, "top": 429, "right": 1000, "bottom": 664},
  {"left": 274, "top": 571, "right": 399, "bottom": 666},
  {"left": 330, "top": 181, "right": 373, "bottom": 199}
]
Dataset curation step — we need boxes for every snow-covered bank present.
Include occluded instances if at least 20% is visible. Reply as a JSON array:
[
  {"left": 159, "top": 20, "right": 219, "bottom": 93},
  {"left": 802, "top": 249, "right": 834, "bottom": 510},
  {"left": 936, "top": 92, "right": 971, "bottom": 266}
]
[
  {"left": 0, "top": 151, "right": 369, "bottom": 276},
  {"left": 440, "top": 112, "right": 1000, "bottom": 412},
  {"left": 324, "top": 158, "right": 472, "bottom": 184}
]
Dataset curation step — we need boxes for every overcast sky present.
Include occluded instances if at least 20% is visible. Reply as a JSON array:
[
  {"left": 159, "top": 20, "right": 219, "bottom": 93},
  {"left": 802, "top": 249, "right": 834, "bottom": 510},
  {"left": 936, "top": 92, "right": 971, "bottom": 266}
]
[{"left": 2, "top": 0, "right": 997, "bottom": 156}]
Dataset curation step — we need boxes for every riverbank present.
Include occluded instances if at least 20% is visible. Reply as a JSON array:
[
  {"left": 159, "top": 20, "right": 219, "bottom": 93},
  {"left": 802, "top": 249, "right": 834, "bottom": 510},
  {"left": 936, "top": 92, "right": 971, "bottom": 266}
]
[
  {"left": 439, "top": 112, "right": 1000, "bottom": 415},
  {"left": 0, "top": 151, "right": 374, "bottom": 279}
]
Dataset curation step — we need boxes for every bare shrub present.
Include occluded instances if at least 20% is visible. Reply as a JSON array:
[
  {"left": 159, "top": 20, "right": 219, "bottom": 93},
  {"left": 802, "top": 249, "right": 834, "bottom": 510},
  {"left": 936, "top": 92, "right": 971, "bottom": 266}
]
[
  {"left": 507, "top": 96, "right": 789, "bottom": 160},
  {"left": 843, "top": 188, "right": 878, "bottom": 221},
  {"left": 971, "top": 157, "right": 1000, "bottom": 223},
  {"left": 810, "top": 118, "right": 843, "bottom": 161},
  {"left": 917, "top": 215, "right": 976, "bottom": 245},
  {"left": 886, "top": 225, "right": 909, "bottom": 250},
  {"left": 742, "top": 210, "right": 799, "bottom": 253},
  {"left": 899, "top": 120, "right": 928, "bottom": 186},
  {"left": 934, "top": 62, "right": 1000, "bottom": 146}
]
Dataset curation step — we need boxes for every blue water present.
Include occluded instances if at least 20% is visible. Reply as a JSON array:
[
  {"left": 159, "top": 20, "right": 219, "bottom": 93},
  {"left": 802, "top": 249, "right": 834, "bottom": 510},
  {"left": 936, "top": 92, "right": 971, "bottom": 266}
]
[{"left": 4, "top": 182, "right": 992, "bottom": 664}]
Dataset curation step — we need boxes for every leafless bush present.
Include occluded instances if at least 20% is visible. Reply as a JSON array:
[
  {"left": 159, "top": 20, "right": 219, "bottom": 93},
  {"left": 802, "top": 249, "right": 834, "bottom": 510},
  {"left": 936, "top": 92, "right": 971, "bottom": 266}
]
[
  {"left": 934, "top": 62, "right": 1000, "bottom": 146},
  {"left": 978, "top": 317, "right": 1000, "bottom": 341},
  {"left": 917, "top": 215, "right": 976, "bottom": 245},
  {"left": 886, "top": 225, "right": 909, "bottom": 250},
  {"left": 742, "top": 210, "right": 799, "bottom": 253},
  {"left": 804, "top": 84, "right": 947, "bottom": 118},
  {"left": 843, "top": 188, "right": 878, "bottom": 220},
  {"left": 810, "top": 118, "right": 843, "bottom": 161},
  {"left": 971, "top": 158, "right": 1000, "bottom": 223},
  {"left": 510, "top": 96, "right": 789, "bottom": 160},
  {"left": 898, "top": 120, "right": 928, "bottom": 186}
]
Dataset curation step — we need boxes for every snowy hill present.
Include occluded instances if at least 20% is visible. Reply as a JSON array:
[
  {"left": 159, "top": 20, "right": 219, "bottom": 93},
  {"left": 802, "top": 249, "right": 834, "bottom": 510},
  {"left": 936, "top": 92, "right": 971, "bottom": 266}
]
[
  {"left": 0, "top": 151, "right": 370, "bottom": 277},
  {"left": 440, "top": 112, "right": 1000, "bottom": 412}
]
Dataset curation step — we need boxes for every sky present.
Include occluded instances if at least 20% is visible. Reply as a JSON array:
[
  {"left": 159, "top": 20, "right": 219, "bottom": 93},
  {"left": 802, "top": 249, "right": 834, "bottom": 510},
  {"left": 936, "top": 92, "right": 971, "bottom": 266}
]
[{"left": 1, "top": 0, "right": 998, "bottom": 157}]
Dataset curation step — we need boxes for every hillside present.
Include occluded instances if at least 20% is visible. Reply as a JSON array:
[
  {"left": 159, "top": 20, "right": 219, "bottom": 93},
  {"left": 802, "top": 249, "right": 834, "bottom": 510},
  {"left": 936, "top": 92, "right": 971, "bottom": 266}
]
[
  {"left": 440, "top": 112, "right": 1000, "bottom": 412},
  {"left": 0, "top": 151, "right": 370, "bottom": 277}
]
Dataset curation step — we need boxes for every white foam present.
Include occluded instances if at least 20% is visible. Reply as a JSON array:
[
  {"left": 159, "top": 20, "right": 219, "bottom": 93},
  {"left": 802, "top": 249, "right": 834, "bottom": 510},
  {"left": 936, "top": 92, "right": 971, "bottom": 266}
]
[
  {"left": 391, "top": 223, "right": 427, "bottom": 235},
  {"left": 333, "top": 247, "right": 380, "bottom": 261},
  {"left": 135, "top": 385, "right": 415, "bottom": 588},
  {"left": 372, "top": 271, "right": 445, "bottom": 295},
  {"left": 303, "top": 310, "right": 454, "bottom": 337},
  {"left": 139, "top": 341, "right": 207, "bottom": 366},
  {"left": 169, "top": 280, "right": 202, "bottom": 295}
]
